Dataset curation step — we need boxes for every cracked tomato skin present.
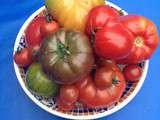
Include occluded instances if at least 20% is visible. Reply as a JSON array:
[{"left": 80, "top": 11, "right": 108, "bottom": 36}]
[
  {"left": 40, "top": 29, "right": 94, "bottom": 85},
  {"left": 75, "top": 64, "right": 126, "bottom": 108},
  {"left": 85, "top": 5, "right": 120, "bottom": 38},
  {"left": 94, "top": 19, "right": 134, "bottom": 60},
  {"left": 117, "top": 14, "right": 159, "bottom": 64}
]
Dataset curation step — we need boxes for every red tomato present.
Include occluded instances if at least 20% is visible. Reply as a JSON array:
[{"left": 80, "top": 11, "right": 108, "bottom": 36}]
[
  {"left": 94, "top": 19, "right": 134, "bottom": 60},
  {"left": 95, "top": 67, "right": 115, "bottom": 88},
  {"left": 26, "top": 17, "right": 46, "bottom": 47},
  {"left": 14, "top": 48, "right": 32, "bottom": 67},
  {"left": 85, "top": 5, "right": 120, "bottom": 38},
  {"left": 57, "top": 97, "right": 75, "bottom": 111},
  {"left": 60, "top": 85, "right": 79, "bottom": 104},
  {"left": 41, "top": 15, "right": 59, "bottom": 37},
  {"left": 75, "top": 63, "right": 126, "bottom": 108},
  {"left": 26, "top": 16, "right": 59, "bottom": 47},
  {"left": 117, "top": 15, "right": 159, "bottom": 64},
  {"left": 96, "top": 58, "right": 116, "bottom": 69},
  {"left": 123, "top": 65, "right": 142, "bottom": 82}
]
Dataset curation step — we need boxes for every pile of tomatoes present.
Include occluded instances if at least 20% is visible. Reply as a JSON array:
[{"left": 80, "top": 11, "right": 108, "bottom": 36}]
[{"left": 14, "top": 3, "right": 158, "bottom": 111}]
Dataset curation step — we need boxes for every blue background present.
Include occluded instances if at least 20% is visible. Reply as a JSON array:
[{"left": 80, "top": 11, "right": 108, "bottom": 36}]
[{"left": 0, "top": 0, "right": 160, "bottom": 120}]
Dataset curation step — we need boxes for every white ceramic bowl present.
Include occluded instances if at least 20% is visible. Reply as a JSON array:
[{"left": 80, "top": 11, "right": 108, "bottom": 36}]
[{"left": 13, "top": 1, "right": 149, "bottom": 119}]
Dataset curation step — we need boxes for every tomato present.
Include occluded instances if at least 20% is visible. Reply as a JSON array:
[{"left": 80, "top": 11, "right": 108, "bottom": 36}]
[
  {"left": 41, "top": 15, "right": 59, "bottom": 37},
  {"left": 60, "top": 85, "right": 79, "bottom": 104},
  {"left": 117, "top": 15, "right": 159, "bottom": 64},
  {"left": 57, "top": 97, "right": 75, "bottom": 111},
  {"left": 95, "top": 67, "right": 115, "bottom": 89},
  {"left": 40, "top": 29, "right": 94, "bottom": 85},
  {"left": 26, "top": 63, "right": 59, "bottom": 98},
  {"left": 123, "top": 64, "right": 142, "bottom": 82},
  {"left": 96, "top": 58, "right": 116, "bottom": 69},
  {"left": 45, "top": 0, "right": 105, "bottom": 32},
  {"left": 85, "top": 5, "right": 120, "bottom": 38},
  {"left": 26, "top": 17, "right": 45, "bottom": 47},
  {"left": 26, "top": 16, "right": 59, "bottom": 47},
  {"left": 14, "top": 47, "right": 32, "bottom": 67},
  {"left": 94, "top": 19, "right": 134, "bottom": 60},
  {"left": 75, "top": 63, "right": 126, "bottom": 108}
]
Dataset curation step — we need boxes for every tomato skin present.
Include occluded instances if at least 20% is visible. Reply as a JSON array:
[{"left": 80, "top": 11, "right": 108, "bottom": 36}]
[
  {"left": 76, "top": 63, "right": 126, "bottom": 108},
  {"left": 117, "top": 15, "right": 159, "bottom": 64},
  {"left": 95, "top": 67, "right": 115, "bottom": 89},
  {"left": 57, "top": 97, "right": 75, "bottom": 111},
  {"left": 41, "top": 20, "right": 59, "bottom": 38},
  {"left": 60, "top": 85, "right": 79, "bottom": 104},
  {"left": 97, "top": 58, "right": 117, "bottom": 69},
  {"left": 29, "top": 45, "right": 40, "bottom": 62},
  {"left": 14, "top": 48, "right": 32, "bottom": 67},
  {"left": 26, "top": 17, "right": 46, "bottom": 47},
  {"left": 86, "top": 5, "right": 120, "bottom": 38},
  {"left": 75, "top": 77, "right": 96, "bottom": 104},
  {"left": 123, "top": 65, "right": 142, "bottom": 82},
  {"left": 94, "top": 19, "right": 134, "bottom": 60}
]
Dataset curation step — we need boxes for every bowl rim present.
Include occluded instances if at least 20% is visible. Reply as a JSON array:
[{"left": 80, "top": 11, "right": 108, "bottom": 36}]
[{"left": 13, "top": 1, "right": 149, "bottom": 119}]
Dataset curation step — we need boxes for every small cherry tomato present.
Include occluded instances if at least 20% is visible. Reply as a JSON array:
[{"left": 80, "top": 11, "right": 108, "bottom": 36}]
[
  {"left": 14, "top": 48, "right": 32, "bottom": 67},
  {"left": 60, "top": 85, "right": 79, "bottom": 104},
  {"left": 95, "top": 67, "right": 115, "bottom": 89},
  {"left": 41, "top": 15, "right": 59, "bottom": 37},
  {"left": 123, "top": 64, "right": 142, "bottom": 82}
]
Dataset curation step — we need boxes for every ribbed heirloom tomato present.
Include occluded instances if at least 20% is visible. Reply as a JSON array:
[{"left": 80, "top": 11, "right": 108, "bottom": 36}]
[
  {"left": 40, "top": 29, "right": 94, "bottom": 85},
  {"left": 85, "top": 5, "right": 120, "bottom": 38},
  {"left": 117, "top": 15, "right": 159, "bottom": 64},
  {"left": 75, "top": 62, "right": 126, "bottom": 108},
  {"left": 94, "top": 19, "right": 134, "bottom": 60}
]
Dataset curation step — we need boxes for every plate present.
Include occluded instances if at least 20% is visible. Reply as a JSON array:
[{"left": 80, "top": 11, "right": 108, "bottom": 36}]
[{"left": 13, "top": 1, "right": 149, "bottom": 119}]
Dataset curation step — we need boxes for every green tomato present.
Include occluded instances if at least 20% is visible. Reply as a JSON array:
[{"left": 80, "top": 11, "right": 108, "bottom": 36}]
[{"left": 26, "top": 63, "right": 59, "bottom": 98}]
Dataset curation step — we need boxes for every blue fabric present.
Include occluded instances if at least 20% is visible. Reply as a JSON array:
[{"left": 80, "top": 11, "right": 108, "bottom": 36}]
[{"left": 0, "top": 0, "right": 160, "bottom": 120}]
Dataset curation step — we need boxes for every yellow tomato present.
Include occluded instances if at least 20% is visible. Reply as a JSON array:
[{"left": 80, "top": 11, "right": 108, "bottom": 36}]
[{"left": 45, "top": 0, "right": 105, "bottom": 32}]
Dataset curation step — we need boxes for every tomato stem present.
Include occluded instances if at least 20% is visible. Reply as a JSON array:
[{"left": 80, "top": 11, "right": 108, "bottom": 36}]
[
  {"left": 113, "top": 76, "right": 119, "bottom": 85},
  {"left": 119, "top": 10, "right": 124, "bottom": 16},
  {"left": 134, "top": 36, "right": 144, "bottom": 47},
  {"left": 45, "top": 12, "right": 53, "bottom": 23},
  {"left": 90, "top": 31, "right": 95, "bottom": 47},
  {"left": 16, "top": 47, "right": 22, "bottom": 53},
  {"left": 57, "top": 40, "right": 70, "bottom": 59}
]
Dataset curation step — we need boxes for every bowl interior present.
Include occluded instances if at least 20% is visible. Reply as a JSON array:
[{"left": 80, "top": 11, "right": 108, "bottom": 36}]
[{"left": 13, "top": 1, "right": 149, "bottom": 119}]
